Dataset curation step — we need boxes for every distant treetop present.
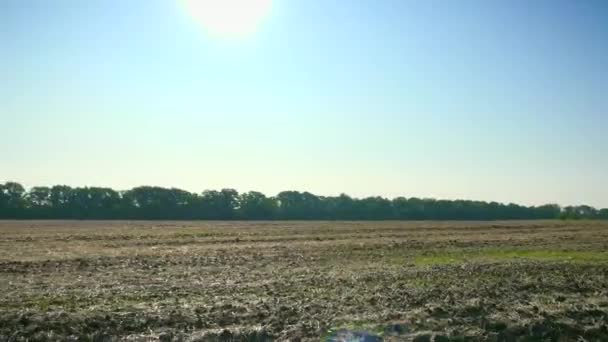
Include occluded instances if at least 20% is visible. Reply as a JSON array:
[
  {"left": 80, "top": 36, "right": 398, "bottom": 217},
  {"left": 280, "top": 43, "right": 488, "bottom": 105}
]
[{"left": 0, "top": 182, "right": 606, "bottom": 220}]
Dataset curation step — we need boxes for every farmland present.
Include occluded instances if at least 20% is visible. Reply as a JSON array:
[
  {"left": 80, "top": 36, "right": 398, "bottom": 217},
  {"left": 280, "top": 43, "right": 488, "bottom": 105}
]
[{"left": 1, "top": 221, "right": 608, "bottom": 341}]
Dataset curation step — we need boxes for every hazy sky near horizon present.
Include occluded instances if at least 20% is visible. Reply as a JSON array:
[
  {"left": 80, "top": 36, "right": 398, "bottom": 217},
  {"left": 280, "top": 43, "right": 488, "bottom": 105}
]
[{"left": 1, "top": 0, "right": 607, "bottom": 207}]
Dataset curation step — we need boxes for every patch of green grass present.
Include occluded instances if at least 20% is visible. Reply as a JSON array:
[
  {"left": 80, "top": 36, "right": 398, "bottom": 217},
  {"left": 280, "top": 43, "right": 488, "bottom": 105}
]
[
  {"left": 20, "top": 295, "right": 82, "bottom": 311},
  {"left": 415, "top": 255, "right": 463, "bottom": 266},
  {"left": 405, "top": 277, "right": 436, "bottom": 288},
  {"left": 415, "top": 249, "right": 608, "bottom": 266}
]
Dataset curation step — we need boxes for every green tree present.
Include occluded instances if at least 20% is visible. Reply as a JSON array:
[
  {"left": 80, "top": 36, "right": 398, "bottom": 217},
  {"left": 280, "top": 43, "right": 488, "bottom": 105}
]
[
  {"left": 0, "top": 182, "right": 26, "bottom": 217},
  {"left": 238, "top": 191, "right": 277, "bottom": 219}
]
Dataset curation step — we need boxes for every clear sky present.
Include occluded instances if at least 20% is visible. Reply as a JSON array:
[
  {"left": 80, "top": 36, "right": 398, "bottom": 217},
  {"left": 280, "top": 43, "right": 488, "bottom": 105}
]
[{"left": 1, "top": 0, "right": 607, "bottom": 207}]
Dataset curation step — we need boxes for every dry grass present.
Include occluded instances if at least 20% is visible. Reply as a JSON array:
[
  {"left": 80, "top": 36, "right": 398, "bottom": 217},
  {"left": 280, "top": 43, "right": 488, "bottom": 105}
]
[{"left": 1, "top": 220, "right": 608, "bottom": 341}]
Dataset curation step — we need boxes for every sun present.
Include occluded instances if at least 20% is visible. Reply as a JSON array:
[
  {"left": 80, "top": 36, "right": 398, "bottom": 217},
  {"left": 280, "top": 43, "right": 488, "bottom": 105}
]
[{"left": 181, "top": 0, "right": 273, "bottom": 39}]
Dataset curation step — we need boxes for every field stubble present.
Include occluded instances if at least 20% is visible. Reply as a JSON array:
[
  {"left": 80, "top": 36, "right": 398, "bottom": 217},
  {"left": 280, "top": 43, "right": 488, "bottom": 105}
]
[{"left": 1, "top": 220, "right": 608, "bottom": 341}]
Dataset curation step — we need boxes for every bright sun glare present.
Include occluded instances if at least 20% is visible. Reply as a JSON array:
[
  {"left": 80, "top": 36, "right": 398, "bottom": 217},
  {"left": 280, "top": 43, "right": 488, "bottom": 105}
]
[{"left": 181, "top": 0, "right": 273, "bottom": 39}]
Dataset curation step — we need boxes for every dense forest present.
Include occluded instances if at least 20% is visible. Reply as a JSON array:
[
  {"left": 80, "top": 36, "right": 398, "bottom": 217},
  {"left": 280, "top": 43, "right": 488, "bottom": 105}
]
[{"left": 0, "top": 181, "right": 606, "bottom": 220}]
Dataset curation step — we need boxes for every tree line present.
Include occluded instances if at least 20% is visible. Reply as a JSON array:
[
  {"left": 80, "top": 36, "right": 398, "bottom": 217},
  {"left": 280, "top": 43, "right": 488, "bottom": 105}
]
[{"left": 0, "top": 181, "right": 606, "bottom": 220}]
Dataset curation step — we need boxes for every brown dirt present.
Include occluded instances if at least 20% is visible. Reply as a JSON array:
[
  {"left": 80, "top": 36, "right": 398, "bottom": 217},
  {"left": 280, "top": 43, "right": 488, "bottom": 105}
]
[{"left": 0, "top": 220, "right": 607, "bottom": 341}]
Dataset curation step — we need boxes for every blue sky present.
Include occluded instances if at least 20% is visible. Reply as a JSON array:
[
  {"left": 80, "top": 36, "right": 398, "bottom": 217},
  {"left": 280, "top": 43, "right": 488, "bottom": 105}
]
[{"left": 1, "top": 0, "right": 607, "bottom": 207}]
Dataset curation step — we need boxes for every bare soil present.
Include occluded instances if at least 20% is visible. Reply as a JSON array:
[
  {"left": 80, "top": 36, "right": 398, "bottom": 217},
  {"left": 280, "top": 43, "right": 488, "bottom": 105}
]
[{"left": 1, "top": 220, "right": 607, "bottom": 341}]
